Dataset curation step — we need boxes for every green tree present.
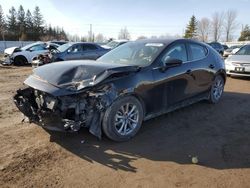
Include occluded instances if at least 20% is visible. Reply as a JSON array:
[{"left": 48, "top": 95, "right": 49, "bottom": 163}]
[
  {"left": 25, "top": 9, "right": 34, "bottom": 40},
  {"left": 17, "top": 5, "right": 26, "bottom": 39},
  {"left": 0, "top": 5, "right": 6, "bottom": 40},
  {"left": 7, "top": 6, "right": 18, "bottom": 39},
  {"left": 238, "top": 25, "right": 250, "bottom": 41},
  {"left": 184, "top": 15, "right": 198, "bottom": 39},
  {"left": 32, "top": 6, "right": 44, "bottom": 39}
]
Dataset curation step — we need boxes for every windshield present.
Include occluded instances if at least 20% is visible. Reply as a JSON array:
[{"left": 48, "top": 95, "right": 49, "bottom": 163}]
[
  {"left": 235, "top": 45, "right": 250, "bottom": 55},
  {"left": 57, "top": 43, "right": 72, "bottom": 52},
  {"left": 106, "top": 41, "right": 119, "bottom": 48},
  {"left": 97, "top": 42, "right": 166, "bottom": 66}
]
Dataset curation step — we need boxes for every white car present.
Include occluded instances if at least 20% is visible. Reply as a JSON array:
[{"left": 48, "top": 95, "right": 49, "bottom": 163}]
[
  {"left": 3, "top": 42, "right": 50, "bottom": 66},
  {"left": 101, "top": 39, "right": 128, "bottom": 50},
  {"left": 223, "top": 45, "right": 242, "bottom": 57},
  {"left": 225, "top": 45, "right": 250, "bottom": 77}
]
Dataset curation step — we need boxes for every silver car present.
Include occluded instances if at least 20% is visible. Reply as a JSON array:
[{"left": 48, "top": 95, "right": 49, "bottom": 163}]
[{"left": 225, "top": 45, "right": 250, "bottom": 77}]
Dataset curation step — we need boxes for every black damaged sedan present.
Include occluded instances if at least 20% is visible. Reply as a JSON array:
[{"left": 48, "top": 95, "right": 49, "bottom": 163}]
[{"left": 14, "top": 39, "right": 226, "bottom": 141}]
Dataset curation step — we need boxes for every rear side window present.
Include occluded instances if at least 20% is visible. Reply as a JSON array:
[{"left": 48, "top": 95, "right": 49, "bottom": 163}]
[
  {"left": 189, "top": 44, "right": 207, "bottom": 60},
  {"left": 162, "top": 43, "right": 188, "bottom": 62},
  {"left": 83, "top": 44, "right": 98, "bottom": 50}
]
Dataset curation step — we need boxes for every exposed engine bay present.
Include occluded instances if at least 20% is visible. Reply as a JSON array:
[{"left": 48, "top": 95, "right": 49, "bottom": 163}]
[{"left": 14, "top": 84, "right": 117, "bottom": 139}]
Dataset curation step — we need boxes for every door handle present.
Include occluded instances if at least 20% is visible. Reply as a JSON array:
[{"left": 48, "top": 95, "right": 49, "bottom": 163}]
[
  {"left": 209, "top": 64, "right": 215, "bottom": 69},
  {"left": 186, "top": 69, "right": 192, "bottom": 74}
]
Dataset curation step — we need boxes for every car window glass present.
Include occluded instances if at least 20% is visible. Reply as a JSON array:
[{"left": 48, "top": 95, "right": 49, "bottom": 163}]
[
  {"left": 189, "top": 44, "right": 207, "bottom": 60},
  {"left": 29, "top": 44, "right": 46, "bottom": 51},
  {"left": 162, "top": 43, "right": 187, "bottom": 62},
  {"left": 83, "top": 44, "right": 98, "bottom": 51},
  {"left": 236, "top": 45, "right": 250, "bottom": 55},
  {"left": 68, "top": 44, "right": 82, "bottom": 53}
]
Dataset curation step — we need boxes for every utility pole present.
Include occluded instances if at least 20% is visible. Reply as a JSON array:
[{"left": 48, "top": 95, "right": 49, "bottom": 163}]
[{"left": 89, "top": 24, "right": 92, "bottom": 42}]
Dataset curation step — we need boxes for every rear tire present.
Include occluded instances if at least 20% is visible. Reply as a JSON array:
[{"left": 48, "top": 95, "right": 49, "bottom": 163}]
[
  {"left": 102, "top": 96, "right": 143, "bottom": 142},
  {"left": 14, "top": 56, "right": 28, "bottom": 66},
  {"left": 208, "top": 75, "right": 225, "bottom": 104}
]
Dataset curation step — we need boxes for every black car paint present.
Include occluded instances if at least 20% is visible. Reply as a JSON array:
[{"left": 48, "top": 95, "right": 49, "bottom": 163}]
[{"left": 14, "top": 39, "right": 226, "bottom": 139}]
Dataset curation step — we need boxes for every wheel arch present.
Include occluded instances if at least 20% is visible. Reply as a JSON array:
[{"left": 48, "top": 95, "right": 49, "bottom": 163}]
[
  {"left": 114, "top": 91, "right": 146, "bottom": 120},
  {"left": 215, "top": 69, "right": 227, "bottom": 84},
  {"left": 14, "top": 55, "right": 28, "bottom": 63}
]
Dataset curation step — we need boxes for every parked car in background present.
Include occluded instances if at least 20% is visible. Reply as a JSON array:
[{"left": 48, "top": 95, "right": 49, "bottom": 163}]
[
  {"left": 222, "top": 44, "right": 229, "bottom": 50},
  {"left": 2, "top": 42, "right": 50, "bottom": 65},
  {"left": 51, "top": 42, "right": 110, "bottom": 62},
  {"left": 231, "top": 47, "right": 241, "bottom": 55},
  {"left": 49, "top": 41, "right": 68, "bottom": 46},
  {"left": 101, "top": 39, "right": 128, "bottom": 50},
  {"left": 223, "top": 45, "right": 242, "bottom": 57},
  {"left": 225, "top": 44, "right": 250, "bottom": 77},
  {"left": 208, "top": 42, "right": 224, "bottom": 55},
  {"left": 14, "top": 39, "right": 226, "bottom": 141}
]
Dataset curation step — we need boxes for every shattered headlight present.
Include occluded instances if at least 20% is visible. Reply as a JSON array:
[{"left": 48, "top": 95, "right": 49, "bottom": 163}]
[{"left": 34, "top": 90, "right": 58, "bottom": 110}]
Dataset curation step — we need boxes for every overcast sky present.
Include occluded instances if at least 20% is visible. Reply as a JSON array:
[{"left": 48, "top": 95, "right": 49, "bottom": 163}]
[{"left": 1, "top": 0, "right": 250, "bottom": 40}]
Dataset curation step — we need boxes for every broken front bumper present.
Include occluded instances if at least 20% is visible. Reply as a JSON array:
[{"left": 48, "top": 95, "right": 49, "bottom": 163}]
[
  {"left": 14, "top": 88, "right": 70, "bottom": 131},
  {"left": 1, "top": 54, "right": 14, "bottom": 65},
  {"left": 14, "top": 85, "right": 116, "bottom": 139}
]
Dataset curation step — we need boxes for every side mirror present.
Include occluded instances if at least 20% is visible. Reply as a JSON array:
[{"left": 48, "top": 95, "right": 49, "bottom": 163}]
[{"left": 161, "top": 58, "right": 183, "bottom": 71}]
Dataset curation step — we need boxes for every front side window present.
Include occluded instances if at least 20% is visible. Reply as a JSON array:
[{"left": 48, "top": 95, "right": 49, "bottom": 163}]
[
  {"left": 68, "top": 44, "right": 82, "bottom": 53},
  {"left": 189, "top": 44, "right": 207, "bottom": 60},
  {"left": 162, "top": 43, "right": 187, "bottom": 63},
  {"left": 29, "top": 44, "right": 46, "bottom": 51}
]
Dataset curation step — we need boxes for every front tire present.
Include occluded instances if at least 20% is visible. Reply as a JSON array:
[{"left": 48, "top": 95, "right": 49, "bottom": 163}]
[
  {"left": 102, "top": 96, "right": 143, "bottom": 142},
  {"left": 14, "top": 56, "right": 28, "bottom": 66},
  {"left": 208, "top": 75, "right": 225, "bottom": 104}
]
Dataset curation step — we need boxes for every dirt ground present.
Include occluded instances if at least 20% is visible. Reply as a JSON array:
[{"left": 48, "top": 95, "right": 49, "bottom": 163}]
[{"left": 0, "top": 66, "right": 249, "bottom": 188}]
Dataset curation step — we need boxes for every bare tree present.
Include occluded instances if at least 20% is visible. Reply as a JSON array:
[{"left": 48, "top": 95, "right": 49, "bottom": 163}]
[
  {"left": 118, "top": 27, "right": 130, "bottom": 39},
  {"left": 95, "top": 33, "right": 105, "bottom": 42},
  {"left": 224, "top": 10, "right": 238, "bottom": 42},
  {"left": 211, "top": 12, "right": 224, "bottom": 42},
  {"left": 197, "top": 17, "right": 210, "bottom": 42},
  {"left": 136, "top": 36, "right": 147, "bottom": 40}
]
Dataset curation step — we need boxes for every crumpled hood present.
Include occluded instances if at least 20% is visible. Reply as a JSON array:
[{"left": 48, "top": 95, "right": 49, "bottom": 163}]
[
  {"left": 227, "top": 55, "right": 250, "bottom": 64},
  {"left": 4, "top": 47, "right": 19, "bottom": 55},
  {"left": 27, "top": 60, "right": 138, "bottom": 91}
]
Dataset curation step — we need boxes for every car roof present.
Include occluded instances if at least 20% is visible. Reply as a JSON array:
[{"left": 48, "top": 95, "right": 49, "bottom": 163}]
[
  {"left": 135, "top": 38, "right": 205, "bottom": 46},
  {"left": 112, "top": 39, "right": 129, "bottom": 42},
  {"left": 68, "top": 42, "right": 98, "bottom": 45}
]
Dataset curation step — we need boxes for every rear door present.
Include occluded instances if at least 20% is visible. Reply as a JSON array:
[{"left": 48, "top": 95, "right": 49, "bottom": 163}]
[
  {"left": 27, "top": 44, "right": 48, "bottom": 62},
  {"left": 81, "top": 44, "right": 100, "bottom": 60},
  {"left": 186, "top": 42, "right": 214, "bottom": 94}
]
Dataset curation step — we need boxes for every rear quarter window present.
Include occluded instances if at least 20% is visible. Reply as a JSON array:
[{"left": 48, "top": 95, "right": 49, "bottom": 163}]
[{"left": 189, "top": 44, "right": 208, "bottom": 61}]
